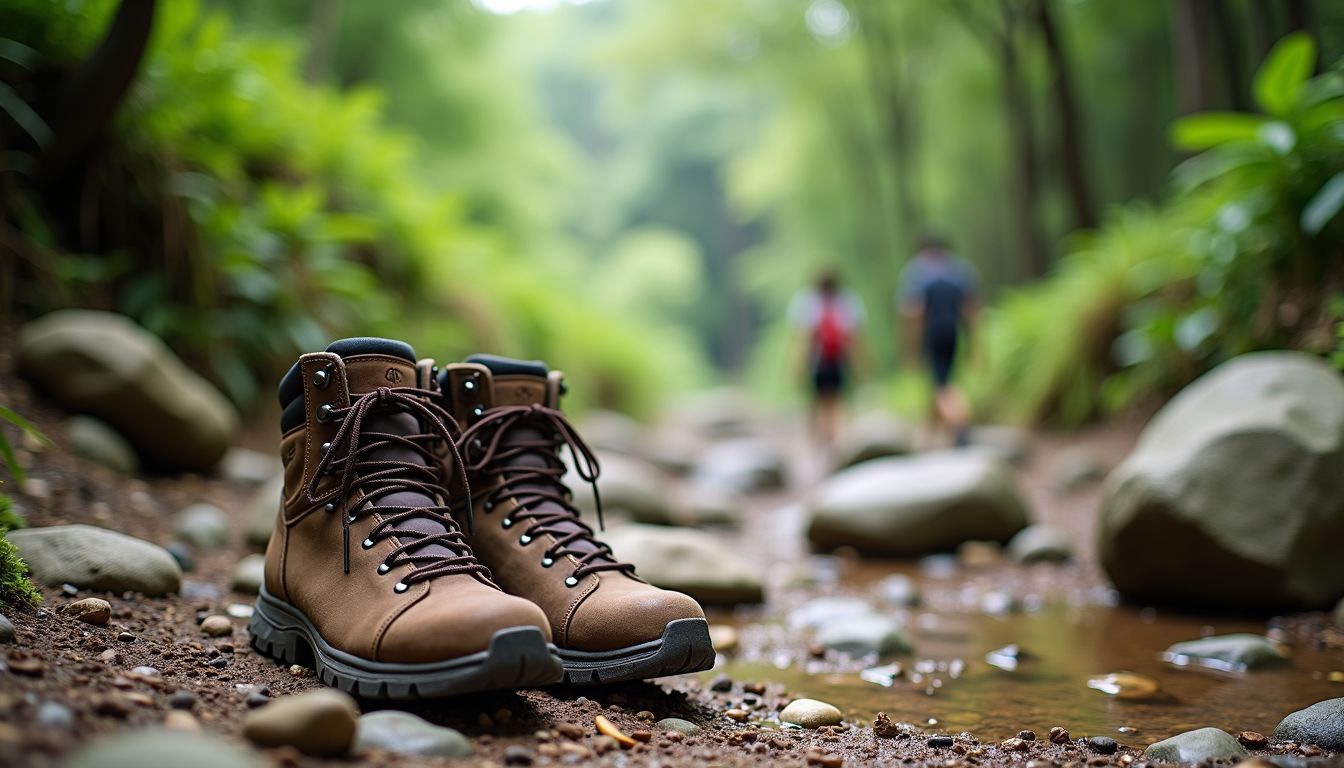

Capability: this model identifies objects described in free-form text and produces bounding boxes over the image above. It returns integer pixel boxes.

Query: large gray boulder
[602,524,763,604]
[245,473,285,548]
[17,311,237,472]
[1099,352,1344,609]
[689,438,786,494]
[60,729,258,768]
[10,525,182,596]
[1274,697,1344,750]
[835,414,913,470]
[806,451,1029,556]
[1143,728,1248,763]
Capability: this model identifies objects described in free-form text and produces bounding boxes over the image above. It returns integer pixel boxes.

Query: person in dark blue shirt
[898,236,980,446]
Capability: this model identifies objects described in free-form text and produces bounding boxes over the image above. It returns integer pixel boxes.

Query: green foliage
[4,0,699,414]
[0,497,40,609]
[979,35,1344,425]
[0,405,52,484]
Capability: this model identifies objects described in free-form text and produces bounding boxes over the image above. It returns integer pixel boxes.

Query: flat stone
[779,698,843,729]
[173,504,230,551]
[1088,736,1119,755]
[0,614,14,643]
[689,438,786,494]
[200,615,233,637]
[244,473,285,548]
[1144,728,1248,763]
[788,597,874,631]
[217,448,281,485]
[242,689,359,757]
[568,454,673,525]
[353,710,471,757]
[601,524,763,604]
[10,525,181,596]
[64,597,112,626]
[1274,697,1344,750]
[657,718,702,735]
[232,554,265,595]
[813,613,911,657]
[1007,525,1073,564]
[708,624,739,653]
[1163,634,1288,671]
[66,416,139,475]
[59,728,258,768]
[876,574,921,606]
[17,310,237,473]
[807,451,1028,556]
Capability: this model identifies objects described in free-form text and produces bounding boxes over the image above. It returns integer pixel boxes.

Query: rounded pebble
[200,615,233,637]
[1088,736,1119,754]
[242,689,359,756]
[779,699,843,729]
[64,597,112,626]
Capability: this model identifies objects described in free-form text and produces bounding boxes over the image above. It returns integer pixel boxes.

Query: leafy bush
[976,35,1344,425]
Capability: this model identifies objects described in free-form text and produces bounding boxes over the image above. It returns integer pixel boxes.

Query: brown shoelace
[306,386,490,586]
[458,403,636,581]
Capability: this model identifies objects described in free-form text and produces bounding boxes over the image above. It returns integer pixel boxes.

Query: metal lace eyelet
[377,564,390,575]
[472,438,484,451]
[483,500,494,513]
[463,379,476,392]
[519,534,532,546]
[347,513,357,523]
[541,556,554,568]
[320,442,332,456]
[564,576,579,588]
[431,366,439,377]
[558,381,569,396]
[324,502,334,513]
[471,406,485,420]
[313,369,331,388]
[317,403,334,422]
[361,538,374,550]
[393,582,408,594]
[501,517,514,529]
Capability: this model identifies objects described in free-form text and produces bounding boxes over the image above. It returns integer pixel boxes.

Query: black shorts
[813,358,846,396]
[924,333,957,388]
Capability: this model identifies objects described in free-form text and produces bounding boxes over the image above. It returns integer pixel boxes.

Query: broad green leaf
[1253,32,1316,116]
[1301,173,1344,235]
[0,83,51,147]
[1170,112,1264,151]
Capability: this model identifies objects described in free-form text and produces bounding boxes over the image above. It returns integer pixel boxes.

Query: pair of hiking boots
[249,338,715,699]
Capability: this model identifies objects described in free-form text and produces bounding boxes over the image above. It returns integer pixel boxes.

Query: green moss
[0,532,40,610]
[0,495,26,532]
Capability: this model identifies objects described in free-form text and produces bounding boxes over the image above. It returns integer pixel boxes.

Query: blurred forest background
[3,0,1344,424]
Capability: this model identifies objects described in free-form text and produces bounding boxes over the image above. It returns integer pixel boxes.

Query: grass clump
[0,496,40,610]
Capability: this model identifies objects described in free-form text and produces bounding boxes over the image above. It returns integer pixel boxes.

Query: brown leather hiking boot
[433,354,715,684]
[251,338,562,698]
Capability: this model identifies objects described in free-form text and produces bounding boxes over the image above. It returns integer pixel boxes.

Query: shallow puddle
[707,572,1343,744]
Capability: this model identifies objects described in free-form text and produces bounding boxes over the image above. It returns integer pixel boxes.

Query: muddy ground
[0,335,1340,768]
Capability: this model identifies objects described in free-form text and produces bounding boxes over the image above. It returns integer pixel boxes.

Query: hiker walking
[899,235,980,447]
[789,270,866,447]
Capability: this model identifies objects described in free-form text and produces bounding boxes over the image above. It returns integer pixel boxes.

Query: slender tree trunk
[306,0,342,83]
[1000,1,1047,278]
[34,0,157,190]
[1249,1,1278,64]
[1034,0,1097,231]
[856,0,921,238]
[1208,0,1249,110]
[1170,0,1219,114]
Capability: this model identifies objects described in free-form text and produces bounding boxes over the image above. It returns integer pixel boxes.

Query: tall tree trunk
[34,0,157,190]
[1249,1,1278,64]
[856,0,922,238]
[1170,0,1220,114]
[999,1,1047,278]
[1034,0,1097,231]
[1208,0,1249,110]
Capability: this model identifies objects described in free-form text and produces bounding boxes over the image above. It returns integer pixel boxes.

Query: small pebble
[1087,736,1119,755]
[556,722,585,740]
[117,632,135,643]
[1002,737,1029,751]
[64,597,112,627]
[592,735,619,754]
[288,665,310,678]
[503,745,534,765]
[779,699,843,729]
[98,649,119,664]
[1018,730,1036,741]
[131,666,160,678]
[169,691,197,710]
[710,674,733,692]
[636,710,655,722]
[1238,731,1268,750]
[200,615,233,637]
[929,736,954,748]
[36,702,74,729]
[246,690,271,709]
[206,657,228,669]
[726,709,749,722]
[163,710,201,732]
[61,584,79,597]
[1050,727,1070,744]
[632,730,652,743]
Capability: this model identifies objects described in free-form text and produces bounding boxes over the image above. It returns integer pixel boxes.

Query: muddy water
[705,553,1343,745]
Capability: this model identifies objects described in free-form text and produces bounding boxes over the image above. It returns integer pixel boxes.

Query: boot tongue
[329,339,463,564]
[465,355,609,560]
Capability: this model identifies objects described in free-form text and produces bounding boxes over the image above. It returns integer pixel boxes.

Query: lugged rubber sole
[249,587,564,699]
[556,618,716,685]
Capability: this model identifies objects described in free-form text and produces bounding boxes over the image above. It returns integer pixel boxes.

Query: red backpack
[814,299,849,363]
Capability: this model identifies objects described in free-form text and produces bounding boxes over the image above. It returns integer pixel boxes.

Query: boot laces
[458,403,636,581]
[306,386,490,586]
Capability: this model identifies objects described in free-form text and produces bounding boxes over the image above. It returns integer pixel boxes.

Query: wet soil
[1,338,1341,767]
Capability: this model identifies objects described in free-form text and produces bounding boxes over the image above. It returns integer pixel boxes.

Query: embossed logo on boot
[385,368,403,384]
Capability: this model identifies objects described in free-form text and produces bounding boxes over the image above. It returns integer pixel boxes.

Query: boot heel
[249,601,315,668]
